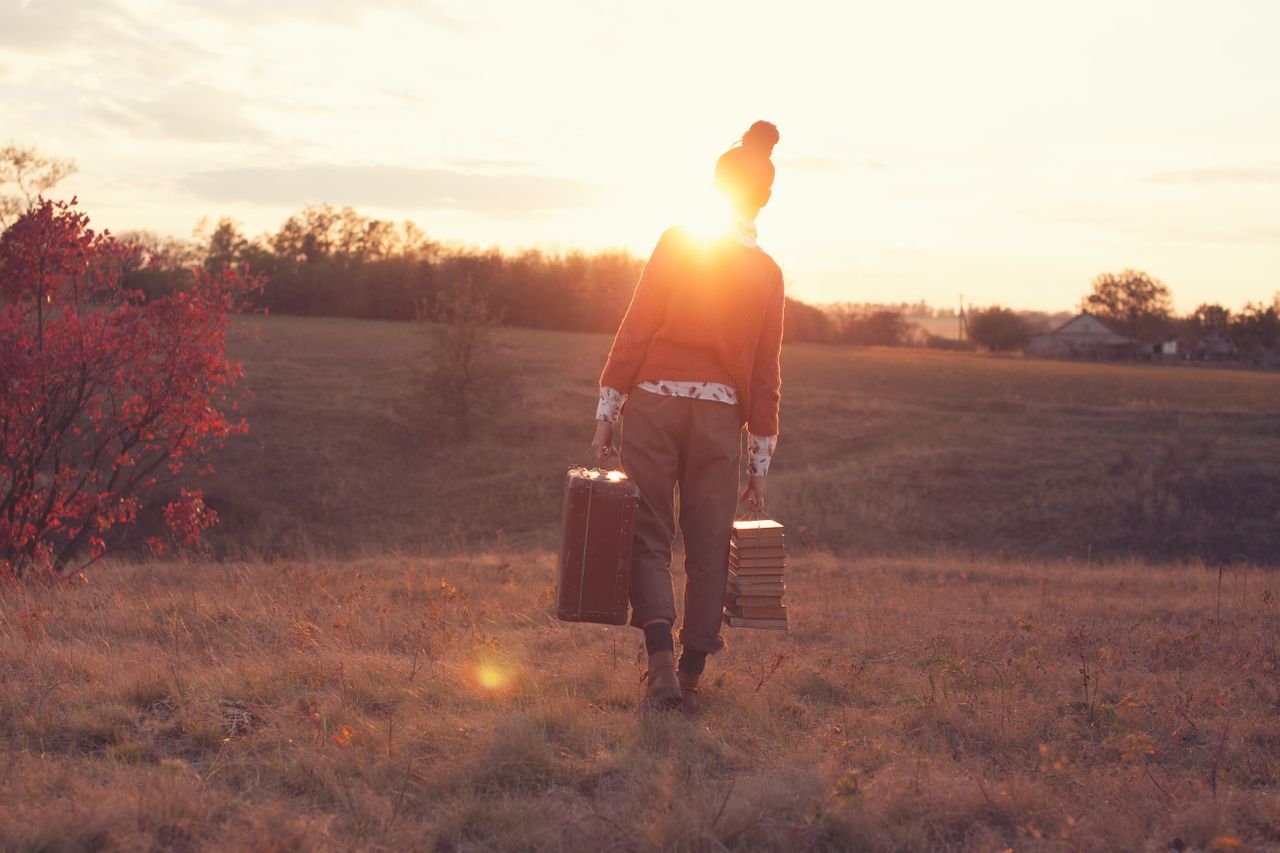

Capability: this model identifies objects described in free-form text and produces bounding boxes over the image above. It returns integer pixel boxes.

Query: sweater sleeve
[747,272,784,436]
[599,230,675,392]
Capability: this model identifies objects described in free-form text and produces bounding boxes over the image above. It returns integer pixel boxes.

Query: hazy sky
[2,0,1278,311]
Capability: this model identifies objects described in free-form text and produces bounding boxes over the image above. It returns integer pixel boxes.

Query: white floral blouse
[596,384,777,475]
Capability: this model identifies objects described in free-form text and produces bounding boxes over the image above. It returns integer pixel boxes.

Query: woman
[590,121,784,712]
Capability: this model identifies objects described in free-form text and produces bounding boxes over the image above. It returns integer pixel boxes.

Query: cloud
[0,0,136,51]
[94,84,266,143]
[0,56,12,79]
[174,0,478,31]
[1150,224,1280,246]
[0,1,215,79]
[446,157,528,171]
[1145,167,1280,186]
[181,164,605,214]
[1023,207,1280,247]
[1019,209,1109,227]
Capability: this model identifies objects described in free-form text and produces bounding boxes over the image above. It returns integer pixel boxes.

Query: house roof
[1042,311,1134,343]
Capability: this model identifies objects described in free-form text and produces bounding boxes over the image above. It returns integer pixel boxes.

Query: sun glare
[474,662,509,692]
[677,184,737,244]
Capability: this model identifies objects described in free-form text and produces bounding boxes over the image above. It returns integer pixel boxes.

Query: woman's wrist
[596,386,626,423]
[747,433,777,477]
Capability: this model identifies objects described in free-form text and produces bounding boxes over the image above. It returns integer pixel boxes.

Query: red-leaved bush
[0,199,262,578]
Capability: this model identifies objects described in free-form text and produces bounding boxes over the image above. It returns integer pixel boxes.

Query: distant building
[1025,312,1137,359]
[1141,338,1179,360]
[1194,334,1237,361]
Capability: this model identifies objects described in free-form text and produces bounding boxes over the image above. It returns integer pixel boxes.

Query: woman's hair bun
[714,120,779,208]
[742,121,780,157]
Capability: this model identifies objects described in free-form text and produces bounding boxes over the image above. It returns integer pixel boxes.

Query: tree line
[119,218,1280,354]
[117,204,897,344]
[69,210,1280,356]
[127,206,646,333]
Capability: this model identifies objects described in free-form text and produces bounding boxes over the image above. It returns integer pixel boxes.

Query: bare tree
[0,144,78,229]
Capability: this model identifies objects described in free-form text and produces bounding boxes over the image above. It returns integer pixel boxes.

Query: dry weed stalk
[750,652,788,695]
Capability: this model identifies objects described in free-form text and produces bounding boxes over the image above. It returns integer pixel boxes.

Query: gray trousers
[621,388,741,654]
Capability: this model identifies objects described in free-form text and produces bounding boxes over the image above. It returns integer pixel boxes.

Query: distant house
[1025,312,1136,359]
[1194,333,1237,361]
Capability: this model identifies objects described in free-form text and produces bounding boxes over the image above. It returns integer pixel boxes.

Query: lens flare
[474,662,508,691]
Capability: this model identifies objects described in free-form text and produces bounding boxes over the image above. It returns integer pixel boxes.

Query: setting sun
[4,1,1278,311]
[671,186,740,245]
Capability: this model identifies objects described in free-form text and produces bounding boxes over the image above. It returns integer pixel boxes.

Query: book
[730,574,784,586]
[737,514,783,535]
[730,554,787,570]
[728,569,784,584]
[727,555,783,568]
[732,550,778,563]
[731,533,785,547]
[729,543,786,556]
[725,604,787,620]
[725,592,785,608]
[723,612,788,630]
[732,540,788,555]
[724,516,789,630]
[727,591,783,604]
[728,580,785,596]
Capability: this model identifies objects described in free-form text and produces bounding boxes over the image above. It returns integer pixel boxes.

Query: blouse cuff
[596,386,626,423]
[747,433,777,477]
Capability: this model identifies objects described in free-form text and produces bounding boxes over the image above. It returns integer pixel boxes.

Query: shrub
[831,308,915,346]
[784,297,834,343]
[968,306,1035,352]
[925,334,973,351]
[418,275,499,441]
[0,199,261,577]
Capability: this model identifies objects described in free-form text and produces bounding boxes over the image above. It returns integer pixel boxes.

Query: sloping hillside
[200,315,1280,564]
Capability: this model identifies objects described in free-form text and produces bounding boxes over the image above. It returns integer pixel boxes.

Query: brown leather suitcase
[555,467,638,624]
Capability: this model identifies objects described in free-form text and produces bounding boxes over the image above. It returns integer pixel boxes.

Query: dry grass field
[3,315,1279,851]
[197,315,1280,564]
[3,552,1277,851]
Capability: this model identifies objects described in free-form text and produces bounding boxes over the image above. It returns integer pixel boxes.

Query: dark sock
[643,621,673,656]
[678,648,707,676]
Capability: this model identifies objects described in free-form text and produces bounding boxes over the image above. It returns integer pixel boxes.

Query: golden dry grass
[2,551,1277,851]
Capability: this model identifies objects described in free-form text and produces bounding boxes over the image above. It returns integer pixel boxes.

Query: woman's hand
[739,475,766,512]
[591,420,617,465]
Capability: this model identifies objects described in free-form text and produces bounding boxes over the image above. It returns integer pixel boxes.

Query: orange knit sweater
[599,227,785,435]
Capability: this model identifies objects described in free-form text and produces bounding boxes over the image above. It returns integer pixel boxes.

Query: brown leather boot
[641,650,682,711]
[677,670,701,715]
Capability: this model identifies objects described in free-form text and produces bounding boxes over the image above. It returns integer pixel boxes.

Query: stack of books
[723,518,788,630]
